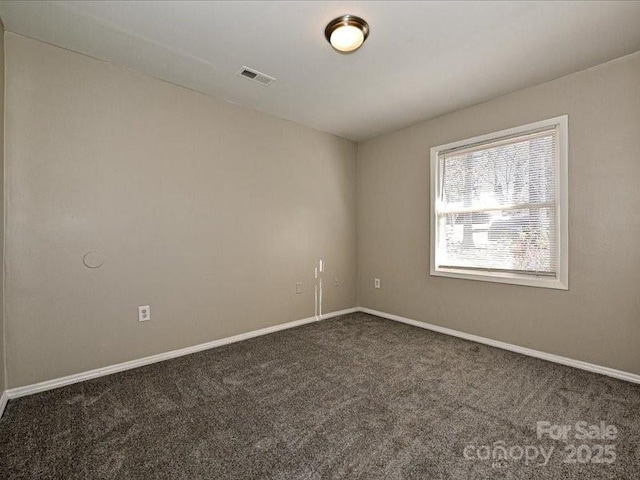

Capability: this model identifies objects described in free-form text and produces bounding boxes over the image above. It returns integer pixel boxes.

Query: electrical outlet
[374,278,381,289]
[296,282,303,294]
[138,305,151,322]
[334,277,339,287]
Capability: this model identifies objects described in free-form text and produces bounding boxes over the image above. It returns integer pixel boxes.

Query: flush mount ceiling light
[325,15,370,53]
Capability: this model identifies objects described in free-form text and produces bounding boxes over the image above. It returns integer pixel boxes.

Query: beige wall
[0,28,5,394]
[4,33,357,388]
[357,51,640,375]
[4,31,640,389]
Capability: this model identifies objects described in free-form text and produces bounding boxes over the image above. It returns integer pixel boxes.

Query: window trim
[429,115,569,290]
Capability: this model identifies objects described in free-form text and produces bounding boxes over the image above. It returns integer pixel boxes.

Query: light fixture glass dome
[325,15,369,53]
[330,25,364,52]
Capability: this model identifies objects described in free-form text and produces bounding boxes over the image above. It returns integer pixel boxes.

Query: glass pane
[441,133,556,210]
[439,207,556,273]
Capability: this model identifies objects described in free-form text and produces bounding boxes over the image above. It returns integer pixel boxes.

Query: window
[430,116,568,289]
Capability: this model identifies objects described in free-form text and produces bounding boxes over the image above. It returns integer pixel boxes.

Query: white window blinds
[435,126,558,276]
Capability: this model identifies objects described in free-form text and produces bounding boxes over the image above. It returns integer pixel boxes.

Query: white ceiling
[2,1,640,141]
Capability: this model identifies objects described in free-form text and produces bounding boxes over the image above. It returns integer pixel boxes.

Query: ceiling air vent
[236,66,276,86]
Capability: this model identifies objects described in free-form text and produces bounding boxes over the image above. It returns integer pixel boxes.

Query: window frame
[429,115,569,290]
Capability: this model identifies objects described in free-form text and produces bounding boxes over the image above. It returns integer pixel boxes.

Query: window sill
[430,267,568,290]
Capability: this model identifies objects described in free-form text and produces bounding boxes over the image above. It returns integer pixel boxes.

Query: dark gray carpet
[1,312,639,479]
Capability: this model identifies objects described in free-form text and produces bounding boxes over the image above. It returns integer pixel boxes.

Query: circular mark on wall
[83,251,104,269]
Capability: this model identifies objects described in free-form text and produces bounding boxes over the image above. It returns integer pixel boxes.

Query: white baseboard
[8,304,636,403]
[0,390,7,418]
[358,307,640,385]
[6,307,358,400]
